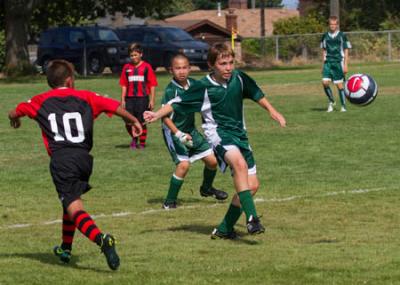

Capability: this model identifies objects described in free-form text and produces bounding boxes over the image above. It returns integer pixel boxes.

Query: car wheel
[88,54,104,74]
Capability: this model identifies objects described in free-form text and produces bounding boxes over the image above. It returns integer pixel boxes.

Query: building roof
[167,19,236,37]
[165,8,299,37]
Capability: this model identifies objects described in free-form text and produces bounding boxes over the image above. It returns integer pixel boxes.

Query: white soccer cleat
[327,102,334,112]
[340,107,347,112]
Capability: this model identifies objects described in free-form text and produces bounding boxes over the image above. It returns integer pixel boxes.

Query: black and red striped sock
[61,208,76,251]
[139,124,147,147]
[72,210,102,246]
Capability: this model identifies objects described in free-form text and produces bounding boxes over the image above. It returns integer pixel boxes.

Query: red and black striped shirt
[119,61,158,97]
[15,88,120,156]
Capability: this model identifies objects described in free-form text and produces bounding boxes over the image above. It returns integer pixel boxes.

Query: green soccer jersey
[167,69,265,149]
[320,31,351,62]
[161,77,197,133]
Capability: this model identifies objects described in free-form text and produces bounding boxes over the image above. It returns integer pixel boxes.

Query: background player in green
[161,53,228,209]
[145,43,286,238]
[321,16,352,112]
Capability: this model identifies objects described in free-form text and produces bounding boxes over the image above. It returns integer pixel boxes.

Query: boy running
[161,53,228,209]
[120,43,157,149]
[321,16,352,112]
[144,44,286,239]
[8,60,142,270]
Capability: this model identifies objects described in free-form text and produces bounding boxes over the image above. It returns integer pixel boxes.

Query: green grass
[1,63,400,285]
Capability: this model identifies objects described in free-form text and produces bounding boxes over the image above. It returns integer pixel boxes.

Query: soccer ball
[344,74,378,106]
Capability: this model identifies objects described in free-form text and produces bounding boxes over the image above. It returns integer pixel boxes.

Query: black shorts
[50,148,93,209]
[125,96,149,123]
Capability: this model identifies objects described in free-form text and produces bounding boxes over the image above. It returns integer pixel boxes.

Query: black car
[37,26,129,74]
[116,25,209,70]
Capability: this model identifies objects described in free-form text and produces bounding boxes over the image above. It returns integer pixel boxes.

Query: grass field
[1,62,399,285]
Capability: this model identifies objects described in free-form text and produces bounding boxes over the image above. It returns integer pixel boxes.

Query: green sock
[165,174,184,203]
[217,203,242,233]
[323,86,335,103]
[201,166,217,190]
[238,190,257,221]
[338,88,346,107]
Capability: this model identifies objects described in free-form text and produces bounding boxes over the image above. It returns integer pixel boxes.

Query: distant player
[8,60,142,270]
[321,16,352,112]
[161,53,228,209]
[144,43,286,239]
[120,43,158,149]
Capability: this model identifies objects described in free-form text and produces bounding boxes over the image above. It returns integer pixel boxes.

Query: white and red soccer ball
[344,74,378,106]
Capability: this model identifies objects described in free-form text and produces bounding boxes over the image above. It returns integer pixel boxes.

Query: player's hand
[175,130,193,148]
[131,122,143,137]
[148,100,155,111]
[9,117,21,128]
[270,111,286,127]
[143,111,158,123]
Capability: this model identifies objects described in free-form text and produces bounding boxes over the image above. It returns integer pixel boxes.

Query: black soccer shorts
[50,148,93,209]
[125,96,149,123]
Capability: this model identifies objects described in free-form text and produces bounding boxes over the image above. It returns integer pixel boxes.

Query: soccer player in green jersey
[321,16,352,112]
[144,43,286,238]
[161,53,228,209]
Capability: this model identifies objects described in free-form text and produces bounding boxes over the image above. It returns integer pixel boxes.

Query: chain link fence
[242,30,400,67]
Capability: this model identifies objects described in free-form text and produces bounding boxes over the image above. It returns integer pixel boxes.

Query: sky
[282,0,299,9]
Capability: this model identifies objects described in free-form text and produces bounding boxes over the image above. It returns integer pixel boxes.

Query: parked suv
[116,25,209,70]
[37,26,129,74]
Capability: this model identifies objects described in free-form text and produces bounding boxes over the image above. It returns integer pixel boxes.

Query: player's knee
[233,158,248,174]
[322,81,330,87]
[205,156,218,169]
[177,161,190,173]
[249,180,259,195]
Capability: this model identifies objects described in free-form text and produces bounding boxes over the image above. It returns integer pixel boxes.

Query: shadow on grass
[114,144,130,149]
[310,107,327,112]
[141,223,261,245]
[147,197,226,205]
[0,252,110,273]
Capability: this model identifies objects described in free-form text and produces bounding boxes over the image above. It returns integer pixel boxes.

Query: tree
[1,0,175,75]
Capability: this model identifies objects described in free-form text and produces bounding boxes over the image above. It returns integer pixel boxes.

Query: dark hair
[128,43,143,54]
[329,16,339,23]
[46,60,74,88]
[170,53,190,67]
[207,43,235,66]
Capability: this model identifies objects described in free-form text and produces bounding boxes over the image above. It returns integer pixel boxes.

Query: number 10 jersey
[15,87,120,155]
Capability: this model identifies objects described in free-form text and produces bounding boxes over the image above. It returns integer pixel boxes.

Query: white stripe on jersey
[128,75,145,82]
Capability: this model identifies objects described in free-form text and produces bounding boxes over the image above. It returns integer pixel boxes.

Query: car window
[144,32,161,44]
[159,28,193,41]
[86,28,120,42]
[69,31,85,43]
[119,29,144,42]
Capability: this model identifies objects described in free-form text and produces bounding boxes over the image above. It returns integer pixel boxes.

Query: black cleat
[53,246,71,263]
[200,186,228,201]
[210,228,239,240]
[162,201,177,210]
[246,215,265,235]
[100,234,120,270]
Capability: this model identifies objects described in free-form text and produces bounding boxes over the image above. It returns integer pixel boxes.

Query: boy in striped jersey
[120,43,158,148]
[161,53,227,209]
[321,16,352,112]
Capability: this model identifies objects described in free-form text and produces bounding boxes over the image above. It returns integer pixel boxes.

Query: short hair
[46,60,74,89]
[170,53,190,67]
[207,43,235,66]
[128,43,143,54]
[329,16,339,23]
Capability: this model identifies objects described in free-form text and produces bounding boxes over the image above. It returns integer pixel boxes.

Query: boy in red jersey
[8,60,142,270]
[120,43,158,149]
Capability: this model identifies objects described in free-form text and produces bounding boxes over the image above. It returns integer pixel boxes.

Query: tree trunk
[4,0,37,72]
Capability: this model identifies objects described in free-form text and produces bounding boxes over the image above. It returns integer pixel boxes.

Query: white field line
[0,187,389,230]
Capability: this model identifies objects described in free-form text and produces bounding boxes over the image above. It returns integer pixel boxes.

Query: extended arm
[257,97,286,127]
[114,106,142,137]
[144,104,173,123]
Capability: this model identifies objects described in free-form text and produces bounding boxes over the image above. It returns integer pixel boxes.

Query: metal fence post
[275,36,279,61]
[388,31,392,62]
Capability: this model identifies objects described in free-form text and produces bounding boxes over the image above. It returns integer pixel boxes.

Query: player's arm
[114,106,142,137]
[257,97,286,127]
[144,104,173,123]
[120,86,127,109]
[162,116,193,146]
[343,49,349,74]
[8,109,22,128]
[148,86,156,111]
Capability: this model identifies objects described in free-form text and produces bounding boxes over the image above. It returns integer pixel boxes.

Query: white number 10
[48,112,85,143]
